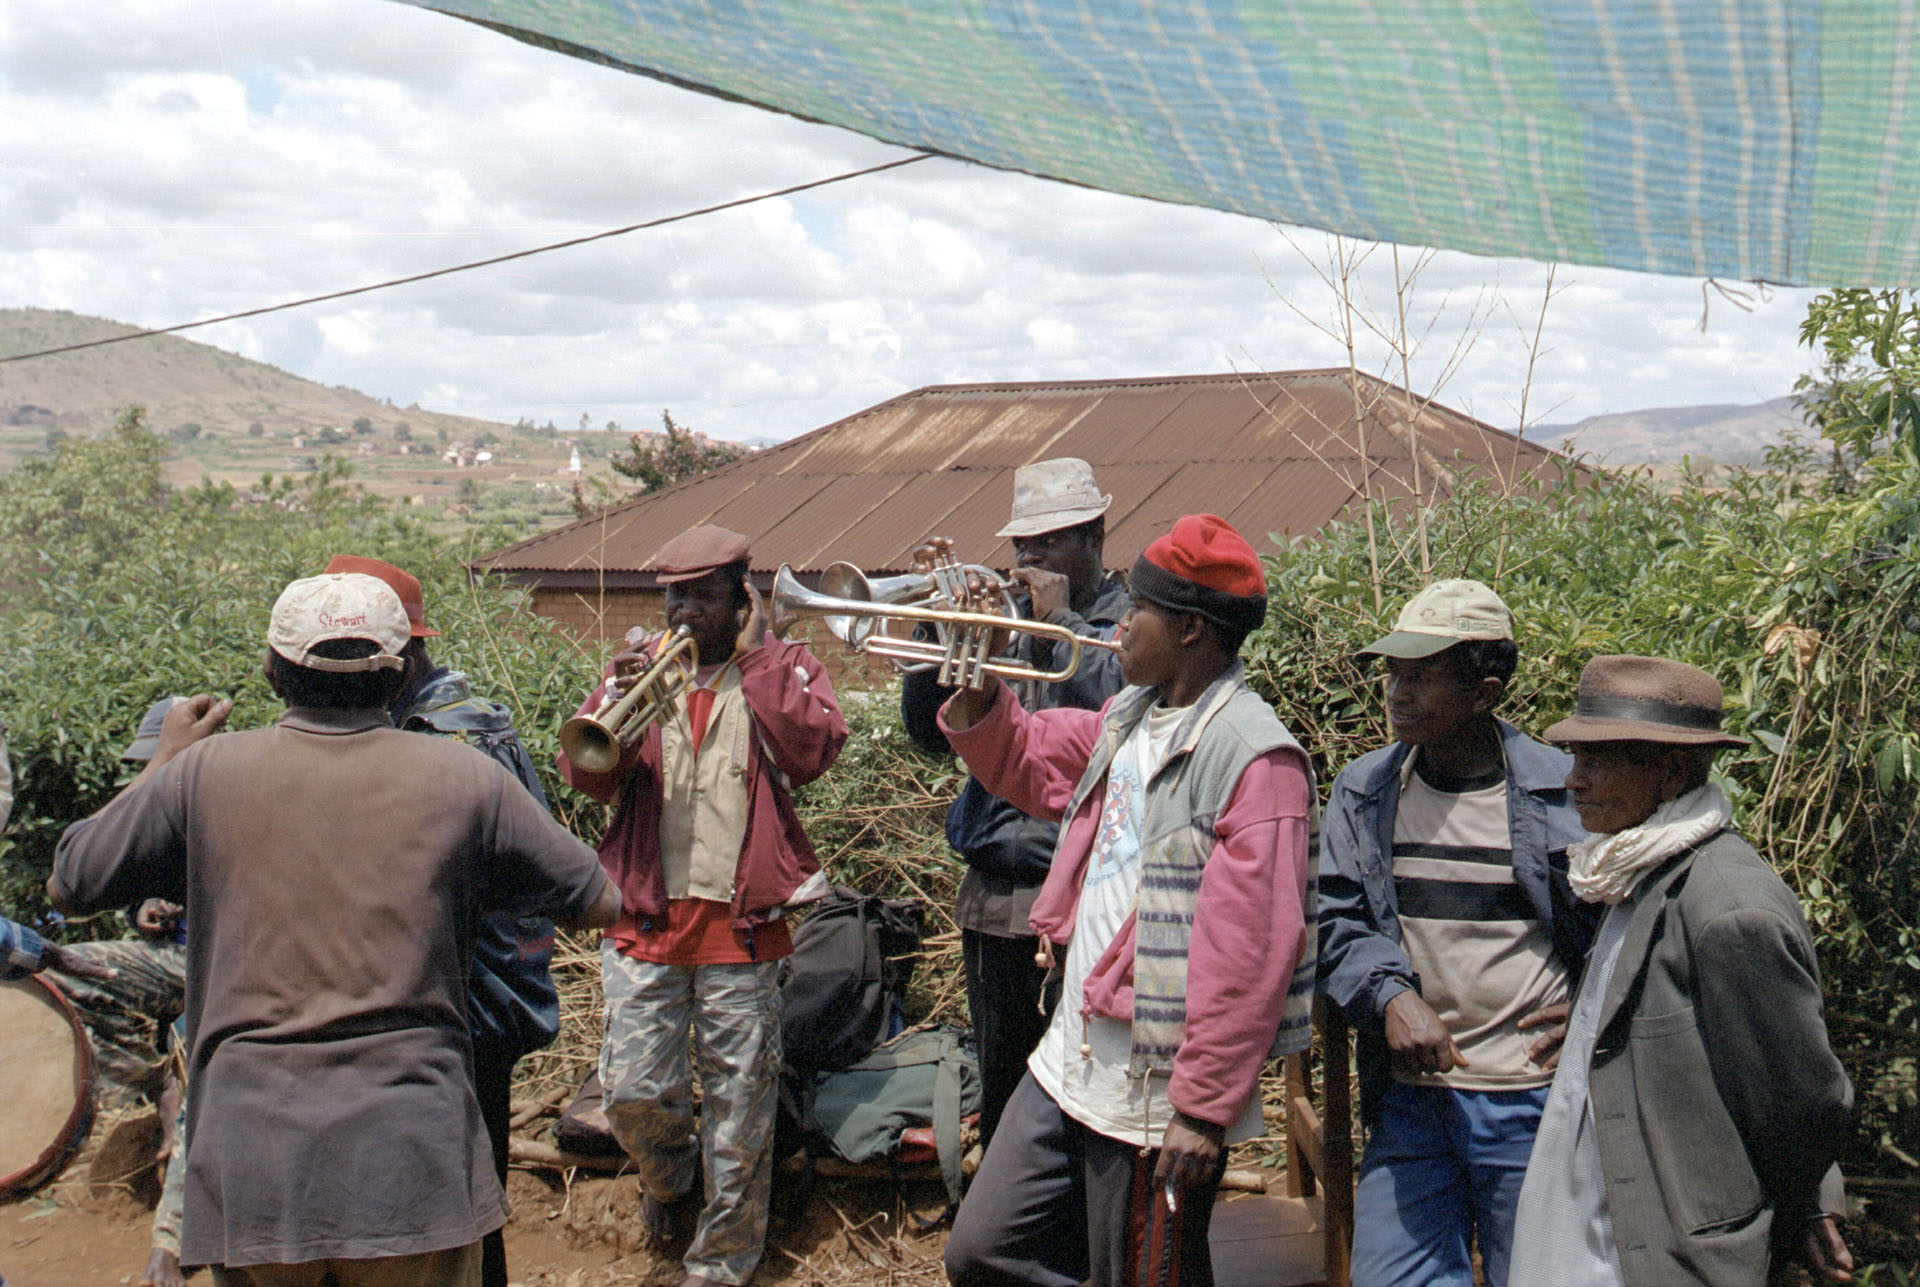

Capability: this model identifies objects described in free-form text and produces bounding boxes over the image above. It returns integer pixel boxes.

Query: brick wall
[529,587,662,642]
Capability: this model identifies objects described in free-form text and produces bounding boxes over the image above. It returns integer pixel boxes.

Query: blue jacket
[1316,719,1596,1122]
[398,668,560,1067]
[2,915,46,981]
[901,576,1131,886]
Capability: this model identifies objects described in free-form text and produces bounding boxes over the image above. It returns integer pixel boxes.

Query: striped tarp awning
[405,0,1920,288]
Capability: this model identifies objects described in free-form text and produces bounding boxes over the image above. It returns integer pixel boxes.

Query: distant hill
[0,308,616,529]
[1534,396,1810,463]
[0,308,518,458]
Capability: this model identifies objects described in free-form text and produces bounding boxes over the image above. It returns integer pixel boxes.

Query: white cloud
[0,0,1824,446]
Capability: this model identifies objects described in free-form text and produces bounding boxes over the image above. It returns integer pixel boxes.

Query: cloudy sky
[3,0,1821,445]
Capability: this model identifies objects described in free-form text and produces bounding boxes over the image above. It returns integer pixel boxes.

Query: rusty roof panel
[491,469,761,571]
[787,399,948,474]
[1229,459,1373,547]
[1104,460,1353,556]
[752,473,910,570]
[828,469,1003,572]
[480,370,1573,579]
[1053,385,1218,463]
[1228,378,1375,461]
[908,395,1093,471]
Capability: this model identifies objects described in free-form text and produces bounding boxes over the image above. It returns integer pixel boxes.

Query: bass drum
[0,974,95,1196]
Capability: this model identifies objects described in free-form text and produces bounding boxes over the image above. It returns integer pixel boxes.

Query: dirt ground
[5,1138,1916,1285]
[0,1150,960,1287]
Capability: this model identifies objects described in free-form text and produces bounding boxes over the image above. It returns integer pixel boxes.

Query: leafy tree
[173,421,204,441]
[41,425,67,452]
[351,416,375,435]
[247,421,265,438]
[0,404,168,591]
[1798,288,1920,460]
[393,422,412,442]
[605,410,751,496]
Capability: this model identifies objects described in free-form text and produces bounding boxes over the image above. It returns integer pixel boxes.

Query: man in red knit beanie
[938,514,1318,1287]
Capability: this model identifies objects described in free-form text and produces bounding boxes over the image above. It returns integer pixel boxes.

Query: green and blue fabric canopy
[407,0,1920,287]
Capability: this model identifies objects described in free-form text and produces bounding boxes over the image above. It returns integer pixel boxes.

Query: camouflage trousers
[151,1096,187,1256]
[47,937,187,1106]
[599,946,782,1287]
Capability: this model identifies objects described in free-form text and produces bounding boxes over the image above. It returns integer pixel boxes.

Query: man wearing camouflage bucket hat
[1508,655,1854,1287]
[1318,579,1596,1287]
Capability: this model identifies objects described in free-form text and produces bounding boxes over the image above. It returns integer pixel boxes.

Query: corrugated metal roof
[481,369,1568,582]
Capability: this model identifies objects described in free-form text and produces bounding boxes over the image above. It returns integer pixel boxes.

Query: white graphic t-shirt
[1030,702,1264,1146]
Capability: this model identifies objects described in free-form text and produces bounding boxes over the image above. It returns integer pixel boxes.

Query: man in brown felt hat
[1507,655,1854,1287]
[559,524,848,1287]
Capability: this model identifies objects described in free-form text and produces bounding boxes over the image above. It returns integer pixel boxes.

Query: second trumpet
[773,562,1120,691]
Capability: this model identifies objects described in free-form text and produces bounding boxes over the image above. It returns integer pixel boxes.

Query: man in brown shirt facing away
[50,572,620,1287]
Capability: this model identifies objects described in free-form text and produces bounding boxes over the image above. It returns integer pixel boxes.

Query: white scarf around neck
[1568,782,1732,905]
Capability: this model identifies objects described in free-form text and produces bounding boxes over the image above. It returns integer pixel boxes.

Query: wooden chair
[1207,1000,1355,1287]
[1287,1001,1353,1287]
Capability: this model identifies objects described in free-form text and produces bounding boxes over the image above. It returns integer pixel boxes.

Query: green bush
[1246,444,1920,1173]
[0,407,599,916]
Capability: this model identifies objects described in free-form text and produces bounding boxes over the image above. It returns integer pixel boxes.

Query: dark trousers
[944,1073,1222,1287]
[961,928,1055,1152]
[473,1049,515,1287]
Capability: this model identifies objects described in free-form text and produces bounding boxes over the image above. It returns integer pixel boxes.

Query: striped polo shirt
[1392,750,1569,1091]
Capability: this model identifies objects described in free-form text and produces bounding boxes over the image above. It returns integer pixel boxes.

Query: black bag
[777,886,925,1074]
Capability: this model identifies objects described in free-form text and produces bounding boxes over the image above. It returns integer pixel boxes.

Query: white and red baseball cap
[267,573,410,673]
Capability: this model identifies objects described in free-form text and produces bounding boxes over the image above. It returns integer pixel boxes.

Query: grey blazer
[1588,830,1852,1285]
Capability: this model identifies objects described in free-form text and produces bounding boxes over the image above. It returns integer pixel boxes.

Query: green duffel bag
[801,1023,981,1207]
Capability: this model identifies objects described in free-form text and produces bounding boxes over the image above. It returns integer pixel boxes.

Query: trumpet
[773,560,1122,691]
[559,625,698,773]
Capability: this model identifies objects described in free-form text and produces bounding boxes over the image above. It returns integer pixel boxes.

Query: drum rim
[0,973,97,1197]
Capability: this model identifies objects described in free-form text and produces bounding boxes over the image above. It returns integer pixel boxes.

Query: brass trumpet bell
[559,625,699,773]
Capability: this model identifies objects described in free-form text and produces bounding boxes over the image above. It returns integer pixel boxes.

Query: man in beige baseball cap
[1357,578,1516,660]
[1321,579,1595,1287]
[51,572,617,1287]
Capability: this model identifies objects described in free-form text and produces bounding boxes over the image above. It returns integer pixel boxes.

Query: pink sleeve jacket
[941,679,1313,1128]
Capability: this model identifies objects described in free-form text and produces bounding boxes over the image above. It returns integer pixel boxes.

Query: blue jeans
[1351,1082,1549,1287]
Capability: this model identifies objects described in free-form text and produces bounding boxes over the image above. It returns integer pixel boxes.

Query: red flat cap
[653,525,751,583]
[322,554,438,637]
